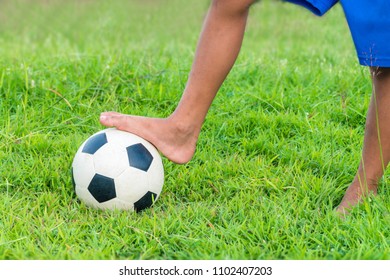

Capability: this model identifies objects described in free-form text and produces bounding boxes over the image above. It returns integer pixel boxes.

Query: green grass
[1,0,390,260]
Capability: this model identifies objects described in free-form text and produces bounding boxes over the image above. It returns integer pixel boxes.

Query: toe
[100,112,122,127]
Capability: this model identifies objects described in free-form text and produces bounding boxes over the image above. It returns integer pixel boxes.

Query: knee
[211,0,257,15]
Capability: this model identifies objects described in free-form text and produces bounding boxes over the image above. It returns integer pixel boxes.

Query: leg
[100,0,256,164]
[336,67,390,214]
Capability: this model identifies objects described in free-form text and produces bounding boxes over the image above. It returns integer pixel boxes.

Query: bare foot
[336,181,378,215]
[99,112,199,164]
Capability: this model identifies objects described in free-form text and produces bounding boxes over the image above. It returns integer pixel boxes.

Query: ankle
[351,177,379,193]
[167,115,199,139]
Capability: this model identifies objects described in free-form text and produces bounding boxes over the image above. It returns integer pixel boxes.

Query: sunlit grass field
[1,0,390,260]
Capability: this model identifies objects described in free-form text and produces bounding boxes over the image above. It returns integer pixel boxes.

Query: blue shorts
[285,0,390,67]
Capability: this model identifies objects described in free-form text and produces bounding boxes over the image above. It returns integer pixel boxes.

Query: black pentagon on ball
[134,191,157,213]
[126,143,154,172]
[82,132,108,155]
[88,174,116,203]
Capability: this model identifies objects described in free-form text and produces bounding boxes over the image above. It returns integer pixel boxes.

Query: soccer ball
[71,128,164,212]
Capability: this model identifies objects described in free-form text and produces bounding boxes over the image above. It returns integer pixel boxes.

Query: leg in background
[337,67,390,214]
